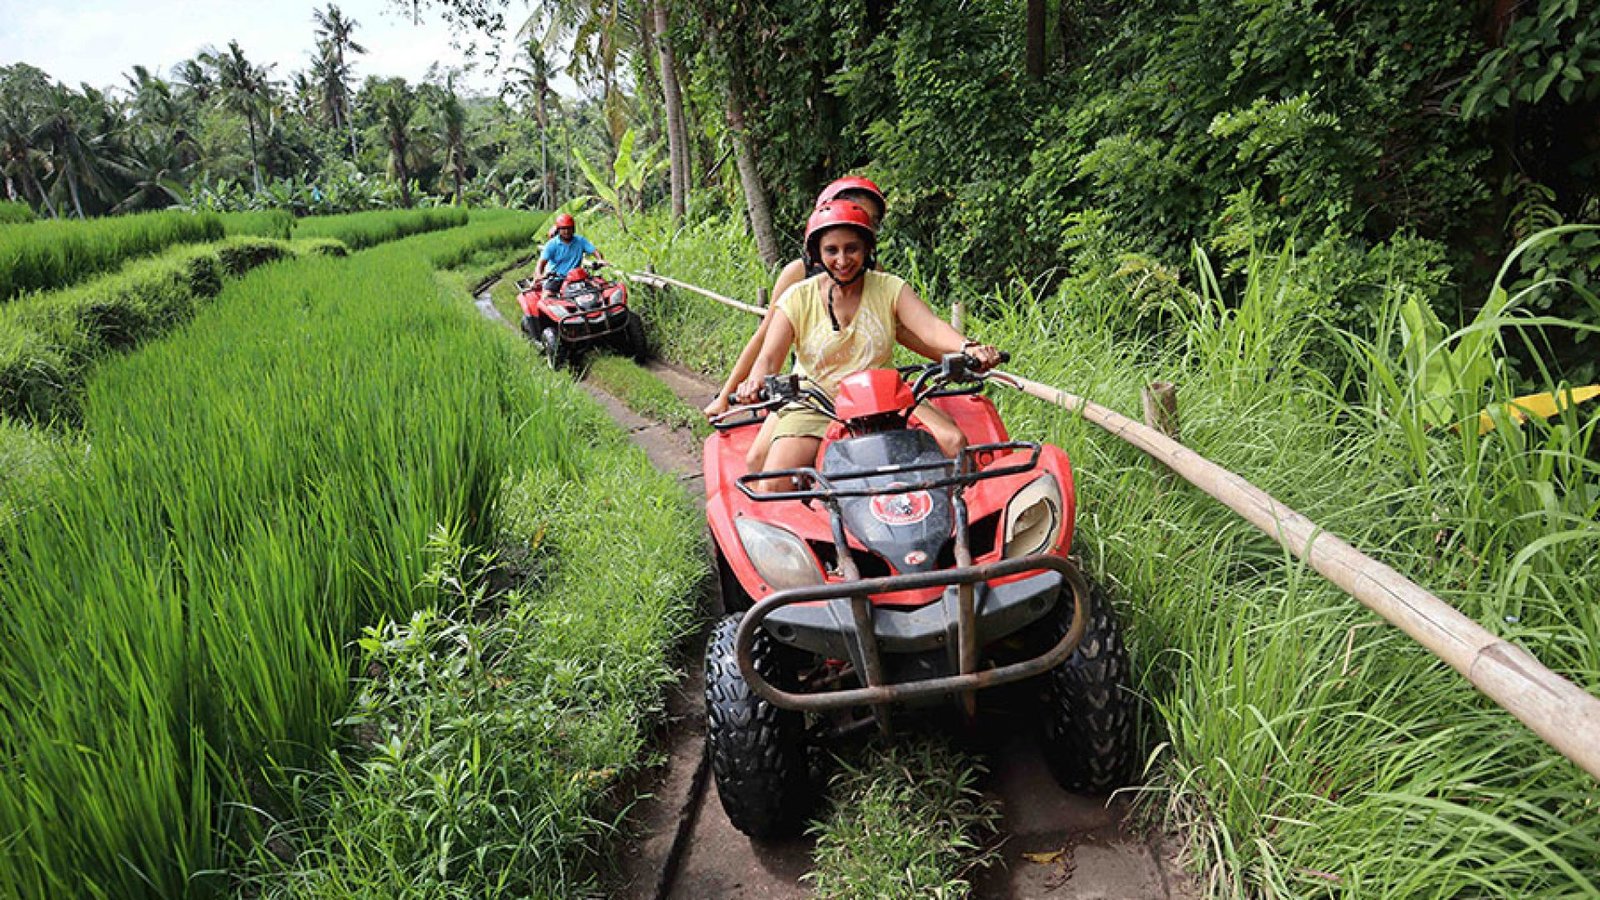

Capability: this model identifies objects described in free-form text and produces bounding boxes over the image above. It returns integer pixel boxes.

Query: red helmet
[804,200,878,261]
[554,213,575,229]
[816,176,884,211]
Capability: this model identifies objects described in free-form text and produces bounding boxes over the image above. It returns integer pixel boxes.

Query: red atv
[703,353,1136,838]
[515,261,647,367]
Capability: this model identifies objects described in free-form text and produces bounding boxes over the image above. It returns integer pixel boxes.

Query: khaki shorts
[770,405,833,441]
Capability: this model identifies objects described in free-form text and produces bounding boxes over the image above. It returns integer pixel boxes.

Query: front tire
[622,312,649,362]
[520,313,538,339]
[705,614,811,839]
[1040,577,1136,793]
[540,325,567,369]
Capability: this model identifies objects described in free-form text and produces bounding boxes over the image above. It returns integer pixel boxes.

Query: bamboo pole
[990,369,1600,781]
[625,270,766,316]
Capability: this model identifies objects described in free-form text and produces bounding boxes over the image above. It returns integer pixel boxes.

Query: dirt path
[472,286,1192,898]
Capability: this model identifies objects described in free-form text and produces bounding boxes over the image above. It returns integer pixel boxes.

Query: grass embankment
[595,207,1600,897]
[0,209,224,301]
[0,236,314,422]
[294,206,468,249]
[0,206,482,425]
[0,214,705,898]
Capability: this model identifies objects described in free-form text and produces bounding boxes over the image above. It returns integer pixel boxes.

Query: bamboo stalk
[991,369,1600,781]
[624,270,766,316]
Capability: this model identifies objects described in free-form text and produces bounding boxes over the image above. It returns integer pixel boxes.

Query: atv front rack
[733,554,1088,712]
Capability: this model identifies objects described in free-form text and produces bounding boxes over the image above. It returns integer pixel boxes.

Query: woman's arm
[893,283,1001,369]
[734,309,797,404]
[705,259,807,417]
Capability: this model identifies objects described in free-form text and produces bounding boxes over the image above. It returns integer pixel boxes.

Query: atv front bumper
[556,303,630,342]
[735,554,1086,712]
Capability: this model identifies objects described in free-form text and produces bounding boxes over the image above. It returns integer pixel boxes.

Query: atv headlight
[735,519,825,590]
[1002,474,1062,559]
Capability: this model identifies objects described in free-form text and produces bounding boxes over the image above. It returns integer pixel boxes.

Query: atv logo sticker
[870,485,934,526]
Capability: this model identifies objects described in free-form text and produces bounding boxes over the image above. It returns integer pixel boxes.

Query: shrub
[0,200,34,224]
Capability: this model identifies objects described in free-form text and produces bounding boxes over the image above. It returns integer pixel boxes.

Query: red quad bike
[515,261,647,367]
[702,352,1136,839]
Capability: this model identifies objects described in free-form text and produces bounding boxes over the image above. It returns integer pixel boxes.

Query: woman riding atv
[734,199,1001,492]
[704,176,888,425]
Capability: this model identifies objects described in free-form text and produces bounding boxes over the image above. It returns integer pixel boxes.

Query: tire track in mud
[471,283,1192,899]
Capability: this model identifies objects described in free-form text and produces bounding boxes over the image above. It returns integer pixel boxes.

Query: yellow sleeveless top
[775,270,904,396]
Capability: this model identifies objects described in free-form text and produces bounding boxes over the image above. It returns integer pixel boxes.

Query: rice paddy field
[593,209,1600,897]
[0,209,705,898]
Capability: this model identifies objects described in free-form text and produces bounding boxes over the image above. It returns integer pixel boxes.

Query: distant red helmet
[816,176,885,212]
[554,213,575,229]
[805,200,878,261]
[834,369,914,421]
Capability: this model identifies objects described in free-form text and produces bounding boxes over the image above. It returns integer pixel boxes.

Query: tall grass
[247,443,703,897]
[294,207,468,250]
[0,226,571,898]
[619,207,1600,896]
[0,210,224,301]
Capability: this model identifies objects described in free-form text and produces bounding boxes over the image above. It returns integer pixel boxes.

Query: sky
[0,0,573,98]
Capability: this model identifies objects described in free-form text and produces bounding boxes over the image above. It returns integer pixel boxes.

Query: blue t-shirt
[540,234,597,277]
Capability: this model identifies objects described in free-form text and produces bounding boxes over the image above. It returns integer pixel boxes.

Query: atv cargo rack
[732,441,1085,715]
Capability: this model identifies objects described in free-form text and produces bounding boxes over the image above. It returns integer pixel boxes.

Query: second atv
[516,261,647,367]
[702,352,1137,838]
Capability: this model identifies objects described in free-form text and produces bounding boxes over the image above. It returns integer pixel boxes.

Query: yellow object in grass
[1477,385,1600,435]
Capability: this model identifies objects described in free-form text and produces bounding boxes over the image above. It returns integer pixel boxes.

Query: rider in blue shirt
[536,213,605,292]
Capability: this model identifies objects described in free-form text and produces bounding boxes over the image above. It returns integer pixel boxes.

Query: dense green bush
[0,210,223,302]
[0,200,33,224]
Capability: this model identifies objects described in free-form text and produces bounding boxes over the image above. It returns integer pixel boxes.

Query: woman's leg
[754,435,822,493]
[915,404,967,459]
[745,413,781,473]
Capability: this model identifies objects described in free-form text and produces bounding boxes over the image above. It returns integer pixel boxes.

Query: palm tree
[35,85,116,218]
[506,39,560,205]
[651,0,689,222]
[313,4,366,157]
[428,76,468,205]
[207,41,274,194]
[371,77,418,207]
[171,57,215,105]
[0,64,57,216]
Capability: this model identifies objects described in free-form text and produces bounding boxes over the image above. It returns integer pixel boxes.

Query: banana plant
[572,126,664,234]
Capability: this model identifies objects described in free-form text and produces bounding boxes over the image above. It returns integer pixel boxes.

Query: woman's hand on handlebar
[732,375,765,406]
[703,394,731,420]
[963,343,1004,372]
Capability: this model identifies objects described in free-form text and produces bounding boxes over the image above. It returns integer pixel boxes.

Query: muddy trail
[473,284,1192,899]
